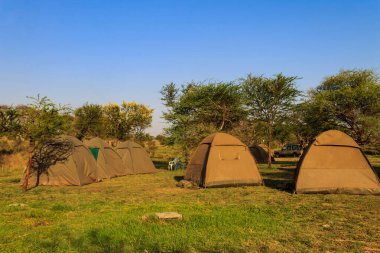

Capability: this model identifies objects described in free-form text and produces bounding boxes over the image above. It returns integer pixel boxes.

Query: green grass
[0,156,379,252]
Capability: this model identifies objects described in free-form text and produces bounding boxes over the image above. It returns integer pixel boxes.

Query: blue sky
[0,0,379,135]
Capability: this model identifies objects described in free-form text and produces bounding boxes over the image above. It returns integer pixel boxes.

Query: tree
[0,106,22,165]
[155,134,166,144]
[241,74,301,168]
[21,95,72,190]
[230,120,267,146]
[174,82,246,130]
[103,103,128,141]
[145,139,158,157]
[121,101,153,139]
[160,81,246,161]
[74,103,104,140]
[103,102,154,141]
[30,137,74,187]
[289,101,337,146]
[309,69,380,145]
[0,106,21,136]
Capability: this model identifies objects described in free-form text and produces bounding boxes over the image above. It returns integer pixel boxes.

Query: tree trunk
[219,110,226,131]
[219,120,225,131]
[268,124,272,169]
[35,170,40,187]
[22,151,32,191]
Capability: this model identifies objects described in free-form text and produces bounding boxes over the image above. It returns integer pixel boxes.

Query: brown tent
[116,140,156,174]
[295,130,380,194]
[249,144,273,164]
[185,133,263,187]
[84,137,128,178]
[27,135,108,186]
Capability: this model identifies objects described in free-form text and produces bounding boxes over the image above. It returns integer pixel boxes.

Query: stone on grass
[176,180,198,189]
[155,212,183,220]
[9,203,28,207]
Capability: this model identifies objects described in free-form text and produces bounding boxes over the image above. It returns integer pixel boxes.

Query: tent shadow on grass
[261,165,296,193]
[272,160,299,165]
[174,175,184,182]
[152,160,167,170]
[263,179,294,193]
[373,165,380,176]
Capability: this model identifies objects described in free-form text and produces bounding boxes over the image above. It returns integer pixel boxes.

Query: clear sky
[0,0,379,135]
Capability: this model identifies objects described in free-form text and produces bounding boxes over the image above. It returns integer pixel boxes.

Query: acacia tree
[74,103,104,140]
[241,74,301,168]
[21,95,72,190]
[309,69,380,145]
[289,101,337,146]
[160,81,246,161]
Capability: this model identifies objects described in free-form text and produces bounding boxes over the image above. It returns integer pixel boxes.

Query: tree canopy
[241,73,301,168]
[160,70,380,162]
[160,81,246,160]
[74,103,104,140]
[309,69,380,145]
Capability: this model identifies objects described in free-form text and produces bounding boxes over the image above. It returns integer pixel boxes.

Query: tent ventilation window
[219,152,240,160]
[89,147,100,160]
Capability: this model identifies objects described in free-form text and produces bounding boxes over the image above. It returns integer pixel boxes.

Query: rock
[155,212,183,220]
[176,180,198,189]
[322,224,330,228]
[9,203,28,207]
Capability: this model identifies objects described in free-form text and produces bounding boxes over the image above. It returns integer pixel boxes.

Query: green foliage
[160,82,178,108]
[241,74,301,125]
[74,103,104,140]
[16,95,73,188]
[179,82,246,130]
[241,74,301,167]
[155,134,167,144]
[230,120,267,146]
[290,101,337,145]
[0,106,21,136]
[121,101,153,138]
[103,102,153,141]
[144,139,157,157]
[103,103,128,141]
[309,69,380,145]
[272,122,298,146]
[22,95,72,148]
[161,82,246,160]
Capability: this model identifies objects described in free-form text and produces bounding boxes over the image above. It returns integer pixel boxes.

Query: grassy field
[0,154,379,252]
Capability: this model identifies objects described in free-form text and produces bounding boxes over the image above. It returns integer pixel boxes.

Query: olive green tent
[116,140,156,174]
[26,135,108,186]
[295,130,380,194]
[185,133,263,187]
[84,137,128,178]
[249,144,273,164]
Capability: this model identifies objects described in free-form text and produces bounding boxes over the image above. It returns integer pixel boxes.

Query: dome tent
[26,135,108,186]
[116,140,156,174]
[295,130,380,194]
[84,137,128,178]
[249,144,273,164]
[185,133,263,187]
